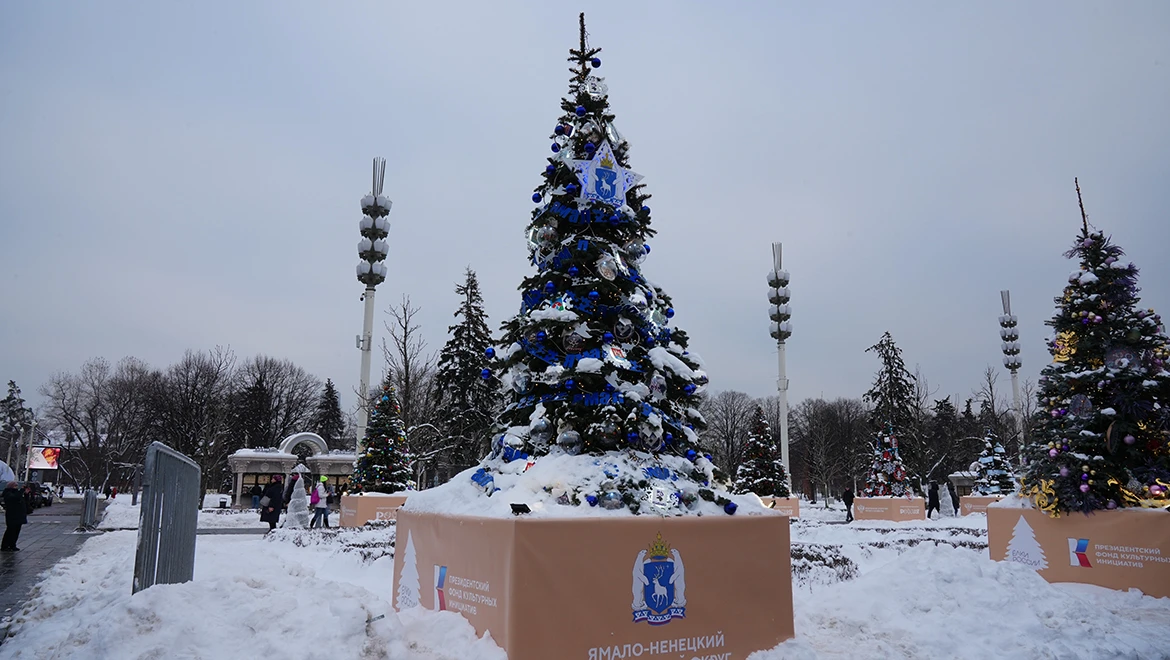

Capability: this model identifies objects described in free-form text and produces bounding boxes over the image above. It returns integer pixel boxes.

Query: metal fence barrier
[132,442,200,594]
[76,490,99,531]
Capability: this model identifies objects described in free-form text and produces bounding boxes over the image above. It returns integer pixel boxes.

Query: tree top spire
[1075,177,1089,235]
[568,12,601,82]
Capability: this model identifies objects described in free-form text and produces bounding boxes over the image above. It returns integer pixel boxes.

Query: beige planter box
[758,496,800,518]
[959,495,1003,516]
[852,497,926,521]
[392,509,794,660]
[988,504,1170,598]
[338,494,408,527]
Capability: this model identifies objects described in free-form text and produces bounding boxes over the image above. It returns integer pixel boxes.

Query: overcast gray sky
[3,2,1169,417]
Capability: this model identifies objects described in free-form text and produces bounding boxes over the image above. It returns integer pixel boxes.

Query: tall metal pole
[354,158,391,452]
[999,290,1024,466]
[767,243,793,476]
[21,421,36,483]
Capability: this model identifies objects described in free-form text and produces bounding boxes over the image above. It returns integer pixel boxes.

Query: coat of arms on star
[571,140,643,210]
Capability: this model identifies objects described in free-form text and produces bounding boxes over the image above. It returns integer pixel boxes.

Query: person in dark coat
[2,481,28,551]
[842,487,855,523]
[927,480,941,519]
[259,475,284,531]
[249,483,264,510]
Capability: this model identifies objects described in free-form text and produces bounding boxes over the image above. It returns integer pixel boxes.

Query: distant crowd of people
[254,475,345,532]
[839,479,960,523]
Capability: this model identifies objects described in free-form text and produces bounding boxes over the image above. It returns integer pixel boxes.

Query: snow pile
[1,530,505,660]
[404,451,768,518]
[754,543,1170,659]
[98,497,271,530]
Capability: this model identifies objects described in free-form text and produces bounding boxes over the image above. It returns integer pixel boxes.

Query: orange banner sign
[853,497,926,521]
[959,495,1003,516]
[338,494,408,527]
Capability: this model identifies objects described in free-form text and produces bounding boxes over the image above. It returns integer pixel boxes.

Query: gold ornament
[1053,330,1078,362]
[1026,478,1060,517]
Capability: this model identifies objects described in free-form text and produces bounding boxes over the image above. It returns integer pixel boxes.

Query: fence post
[132,442,200,594]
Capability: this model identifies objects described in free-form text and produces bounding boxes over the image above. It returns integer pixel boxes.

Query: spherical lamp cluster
[767,268,792,341]
[357,193,392,286]
[999,312,1022,371]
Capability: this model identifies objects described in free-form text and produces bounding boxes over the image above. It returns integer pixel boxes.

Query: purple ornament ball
[1049,449,1058,458]
[1123,434,1136,445]
[1080,484,1091,492]
[1106,500,1118,510]
[1059,467,1069,477]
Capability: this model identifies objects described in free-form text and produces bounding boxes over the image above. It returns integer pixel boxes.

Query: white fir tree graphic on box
[396,531,421,610]
[1006,515,1048,570]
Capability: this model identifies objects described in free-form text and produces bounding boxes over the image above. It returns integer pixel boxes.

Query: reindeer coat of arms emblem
[632,533,686,625]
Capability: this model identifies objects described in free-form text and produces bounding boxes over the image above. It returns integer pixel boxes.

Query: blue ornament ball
[554,125,565,135]
[588,290,599,300]
[566,183,578,193]
[545,281,556,292]
[665,308,675,318]
[724,501,738,515]
[644,336,655,347]
[664,432,673,443]
[603,331,614,343]
[586,494,598,507]
[644,244,651,254]
[484,347,495,358]
[585,142,596,152]
[381,395,389,401]
[564,379,575,390]
[567,266,579,276]
[591,57,601,68]
[480,368,491,380]
[536,330,547,342]
[545,164,556,175]
[704,453,712,461]
[575,105,586,117]
[609,214,621,225]
[686,449,697,460]
[626,431,639,442]
[684,384,696,395]
[642,205,651,215]
[551,143,560,153]
[531,193,542,203]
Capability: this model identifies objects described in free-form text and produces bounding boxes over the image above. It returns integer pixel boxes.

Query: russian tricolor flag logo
[434,565,448,610]
[1068,538,1091,568]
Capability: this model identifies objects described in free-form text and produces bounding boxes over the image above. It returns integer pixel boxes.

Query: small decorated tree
[734,406,790,498]
[1020,183,1170,515]
[971,431,1015,496]
[352,379,412,494]
[863,426,913,497]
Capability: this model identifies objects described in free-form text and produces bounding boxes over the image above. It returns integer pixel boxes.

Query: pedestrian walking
[842,487,855,523]
[249,483,263,510]
[310,476,330,529]
[2,481,28,551]
[259,475,284,531]
[927,480,941,519]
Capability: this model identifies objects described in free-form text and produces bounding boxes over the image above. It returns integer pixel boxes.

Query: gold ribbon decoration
[1053,330,1077,363]
[1026,478,1060,517]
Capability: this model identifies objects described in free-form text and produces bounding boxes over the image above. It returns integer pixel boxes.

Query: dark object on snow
[927,481,941,519]
[842,488,855,523]
[260,476,285,530]
[2,481,28,550]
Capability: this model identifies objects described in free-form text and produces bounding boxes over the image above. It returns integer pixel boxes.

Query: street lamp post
[998,290,1024,466]
[21,420,37,483]
[767,243,793,476]
[355,158,392,452]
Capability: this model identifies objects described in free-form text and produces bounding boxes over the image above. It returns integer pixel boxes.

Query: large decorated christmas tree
[863,426,913,497]
[1020,185,1170,515]
[352,379,412,494]
[734,406,790,498]
[480,15,732,515]
[971,431,1014,496]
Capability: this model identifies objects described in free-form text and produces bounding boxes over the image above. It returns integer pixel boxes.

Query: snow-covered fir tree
[311,379,346,450]
[434,268,499,468]
[1,381,34,459]
[863,426,913,497]
[734,406,790,497]
[971,431,1014,495]
[480,15,732,514]
[1021,195,1170,514]
[352,379,412,494]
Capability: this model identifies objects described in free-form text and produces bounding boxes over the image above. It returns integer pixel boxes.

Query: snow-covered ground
[98,497,271,530]
[3,498,1168,659]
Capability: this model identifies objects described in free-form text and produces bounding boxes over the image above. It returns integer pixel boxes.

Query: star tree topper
[571,140,642,210]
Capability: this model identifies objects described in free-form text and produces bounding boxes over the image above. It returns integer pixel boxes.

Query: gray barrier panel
[132,442,200,594]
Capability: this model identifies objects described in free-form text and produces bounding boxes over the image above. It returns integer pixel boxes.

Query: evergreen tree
[734,406,790,497]
[482,15,726,513]
[1021,201,1170,514]
[863,426,913,497]
[2,381,35,461]
[232,374,273,449]
[434,268,499,467]
[863,332,917,435]
[312,379,346,450]
[352,378,412,494]
[971,431,1014,495]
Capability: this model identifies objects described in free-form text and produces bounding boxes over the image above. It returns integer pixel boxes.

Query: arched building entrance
[228,432,356,507]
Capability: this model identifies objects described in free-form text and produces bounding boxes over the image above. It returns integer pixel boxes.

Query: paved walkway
[0,497,103,625]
